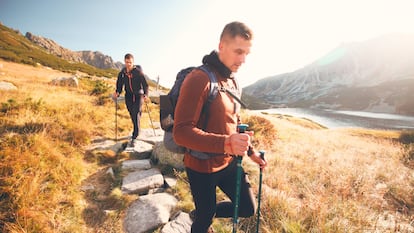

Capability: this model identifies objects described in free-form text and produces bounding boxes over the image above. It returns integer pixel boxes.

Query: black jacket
[116,65,149,102]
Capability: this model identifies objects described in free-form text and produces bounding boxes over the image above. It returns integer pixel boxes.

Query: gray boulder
[50,76,78,87]
[152,141,185,170]
[124,193,178,233]
[0,81,17,91]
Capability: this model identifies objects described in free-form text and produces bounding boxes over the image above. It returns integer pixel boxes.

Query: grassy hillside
[0,60,413,232]
[0,23,120,78]
[0,23,160,90]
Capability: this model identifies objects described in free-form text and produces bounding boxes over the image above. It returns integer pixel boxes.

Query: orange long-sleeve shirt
[173,68,241,173]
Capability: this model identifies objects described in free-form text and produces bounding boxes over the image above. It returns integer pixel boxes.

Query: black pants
[186,158,256,233]
[125,96,143,139]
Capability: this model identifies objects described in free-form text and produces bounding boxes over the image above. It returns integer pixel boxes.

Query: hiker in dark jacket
[173,22,267,233]
[113,53,149,146]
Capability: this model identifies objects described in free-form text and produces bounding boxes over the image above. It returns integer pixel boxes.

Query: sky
[1,0,414,88]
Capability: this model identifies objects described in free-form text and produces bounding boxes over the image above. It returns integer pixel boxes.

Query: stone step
[122,168,164,195]
[87,129,191,233]
[122,159,152,171]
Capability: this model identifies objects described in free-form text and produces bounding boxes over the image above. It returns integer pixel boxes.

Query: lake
[255,108,414,130]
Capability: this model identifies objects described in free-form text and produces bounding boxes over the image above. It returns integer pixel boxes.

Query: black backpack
[160,65,219,154]
[159,64,246,155]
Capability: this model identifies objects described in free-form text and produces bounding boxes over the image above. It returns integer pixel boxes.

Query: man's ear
[218,41,224,51]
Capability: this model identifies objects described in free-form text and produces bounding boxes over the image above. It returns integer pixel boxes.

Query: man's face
[218,35,252,73]
[125,58,134,71]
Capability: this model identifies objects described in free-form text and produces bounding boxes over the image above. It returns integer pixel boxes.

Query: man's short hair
[124,53,134,60]
[220,21,253,41]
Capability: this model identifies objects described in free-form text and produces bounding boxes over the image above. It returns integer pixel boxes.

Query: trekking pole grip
[236,124,248,157]
[259,150,265,159]
[259,150,265,170]
[237,123,248,134]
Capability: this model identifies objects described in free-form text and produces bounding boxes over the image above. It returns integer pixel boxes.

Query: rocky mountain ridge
[25,32,123,70]
[242,33,414,116]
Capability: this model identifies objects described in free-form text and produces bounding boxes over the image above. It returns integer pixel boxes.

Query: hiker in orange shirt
[173,22,267,233]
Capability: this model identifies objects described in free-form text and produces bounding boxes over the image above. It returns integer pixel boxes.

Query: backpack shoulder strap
[217,78,247,109]
[221,86,247,108]
[198,64,219,103]
[198,64,247,109]
[196,64,218,130]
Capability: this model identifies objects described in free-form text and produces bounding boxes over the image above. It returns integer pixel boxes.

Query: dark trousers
[125,96,143,139]
[186,158,256,233]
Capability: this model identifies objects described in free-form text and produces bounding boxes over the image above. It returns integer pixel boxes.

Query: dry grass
[0,60,145,232]
[235,113,414,233]
[1,59,413,232]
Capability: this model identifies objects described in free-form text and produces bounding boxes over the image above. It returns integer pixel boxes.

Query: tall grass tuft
[243,113,277,149]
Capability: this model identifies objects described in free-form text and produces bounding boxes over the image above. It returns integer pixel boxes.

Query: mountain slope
[0,23,118,78]
[25,32,123,70]
[242,34,414,115]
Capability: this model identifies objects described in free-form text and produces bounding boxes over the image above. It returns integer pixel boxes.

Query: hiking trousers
[186,158,256,233]
[125,96,143,139]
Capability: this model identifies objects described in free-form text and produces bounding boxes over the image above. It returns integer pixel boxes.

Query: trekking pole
[232,123,249,233]
[115,99,118,141]
[112,95,118,142]
[256,150,265,233]
[144,98,156,136]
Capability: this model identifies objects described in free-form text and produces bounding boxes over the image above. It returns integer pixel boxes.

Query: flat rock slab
[124,140,154,159]
[121,159,152,171]
[85,140,123,154]
[122,168,164,194]
[138,129,164,141]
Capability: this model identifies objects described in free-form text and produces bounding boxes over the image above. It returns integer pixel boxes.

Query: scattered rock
[0,81,17,91]
[105,167,115,180]
[50,76,78,87]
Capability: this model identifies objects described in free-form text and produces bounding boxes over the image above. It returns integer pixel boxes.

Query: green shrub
[1,99,18,113]
[1,98,45,114]
[91,80,110,96]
